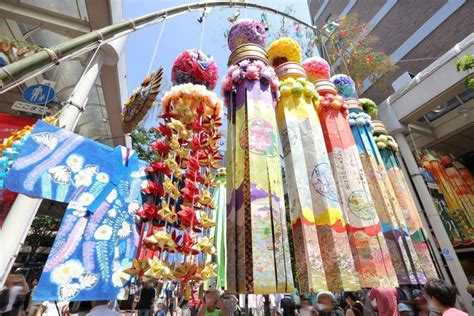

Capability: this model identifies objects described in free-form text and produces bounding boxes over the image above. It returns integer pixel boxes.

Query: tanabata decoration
[0,125,34,189]
[274,60,359,292]
[5,120,148,301]
[422,152,474,244]
[0,116,55,227]
[171,49,219,90]
[209,167,227,289]
[128,48,222,284]
[438,155,474,214]
[359,98,377,119]
[223,20,294,294]
[0,125,32,227]
[122,68,163,134]
[305,60,398,288]
[0,36,39,67]
[454,160,474,189]
[301,57,330,82]
[228,19,267,51]
[267,38,302,68]
[333,75,423,284]
[421,167,465,246]
[372,121,438,280]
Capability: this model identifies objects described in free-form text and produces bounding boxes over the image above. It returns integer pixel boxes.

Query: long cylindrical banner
[223,43,294,294]
[274,63,359,292]
[309,76,397,288]
[372,125,438,279]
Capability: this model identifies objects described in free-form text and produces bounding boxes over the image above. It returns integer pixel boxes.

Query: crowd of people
[0,275,468,316]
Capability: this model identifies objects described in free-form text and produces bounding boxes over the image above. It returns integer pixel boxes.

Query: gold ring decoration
[345,99,363,111]
[228,43,268,66]
[314,79,337,95]
[275,62,307,80]
[372,120,388,136]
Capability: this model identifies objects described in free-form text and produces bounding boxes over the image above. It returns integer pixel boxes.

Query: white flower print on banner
[94,225,112,240]
[117,222,131,238]
[107,209,117,218]
[96,172,110,183]
[112,261,120,272]
[77,192,95,206]
[127,201,141,214]
[72,208,87,217]
[74,170,93,187]
[50,260,85,285]
[82,165,99,176]
[112,270,130,287]
[106,189,117,203]
[66,154,84,173]
[65,260,85,278]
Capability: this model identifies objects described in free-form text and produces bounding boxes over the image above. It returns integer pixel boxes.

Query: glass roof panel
[20,0,88,21]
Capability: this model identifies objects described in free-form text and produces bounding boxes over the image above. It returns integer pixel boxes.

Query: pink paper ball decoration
[171,49,219,90]
[302,57,331,82]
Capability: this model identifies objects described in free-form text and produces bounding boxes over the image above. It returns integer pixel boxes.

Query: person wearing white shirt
[86,301,120,316]
[36,301,68,316]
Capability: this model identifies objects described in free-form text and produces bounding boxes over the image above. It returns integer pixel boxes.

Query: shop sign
[22,84,56,105]
[12,101,53,115]
[441,248,454,261]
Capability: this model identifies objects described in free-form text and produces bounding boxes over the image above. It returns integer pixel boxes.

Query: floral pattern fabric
[5,121,147,301]
[276,77,359,292]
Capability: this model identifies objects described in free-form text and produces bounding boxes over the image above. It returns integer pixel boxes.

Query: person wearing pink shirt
[424,279,468,316]
[368,287,398,316]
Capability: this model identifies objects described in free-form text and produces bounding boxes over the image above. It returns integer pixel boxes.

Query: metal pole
[0,1,321,90]
[0,35,128,285]
[394,133,473,314]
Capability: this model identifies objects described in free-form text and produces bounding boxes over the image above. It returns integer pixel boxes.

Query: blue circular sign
[22,84,56,105]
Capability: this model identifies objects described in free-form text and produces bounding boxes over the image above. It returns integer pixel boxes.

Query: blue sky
[123,0,311,127]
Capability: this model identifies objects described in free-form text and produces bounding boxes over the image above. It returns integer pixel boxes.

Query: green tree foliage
[130,126,159,163]
[324,15,397,93]
[271,10,397,94]
[456,54,474,89]
[22,214,60,273]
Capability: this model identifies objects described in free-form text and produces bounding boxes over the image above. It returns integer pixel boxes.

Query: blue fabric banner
[6,121,147,301]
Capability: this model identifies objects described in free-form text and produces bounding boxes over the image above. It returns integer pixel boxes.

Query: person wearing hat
[315,292,344,316]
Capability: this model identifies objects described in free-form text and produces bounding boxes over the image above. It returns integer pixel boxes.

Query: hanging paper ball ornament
[267,38,302,67]
[302,57,330,82]
[171,49,219,90]
[331,74,357,99]
[227,19,267,51]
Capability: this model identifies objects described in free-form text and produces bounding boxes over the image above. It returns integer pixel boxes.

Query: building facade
[309,0,474,103]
